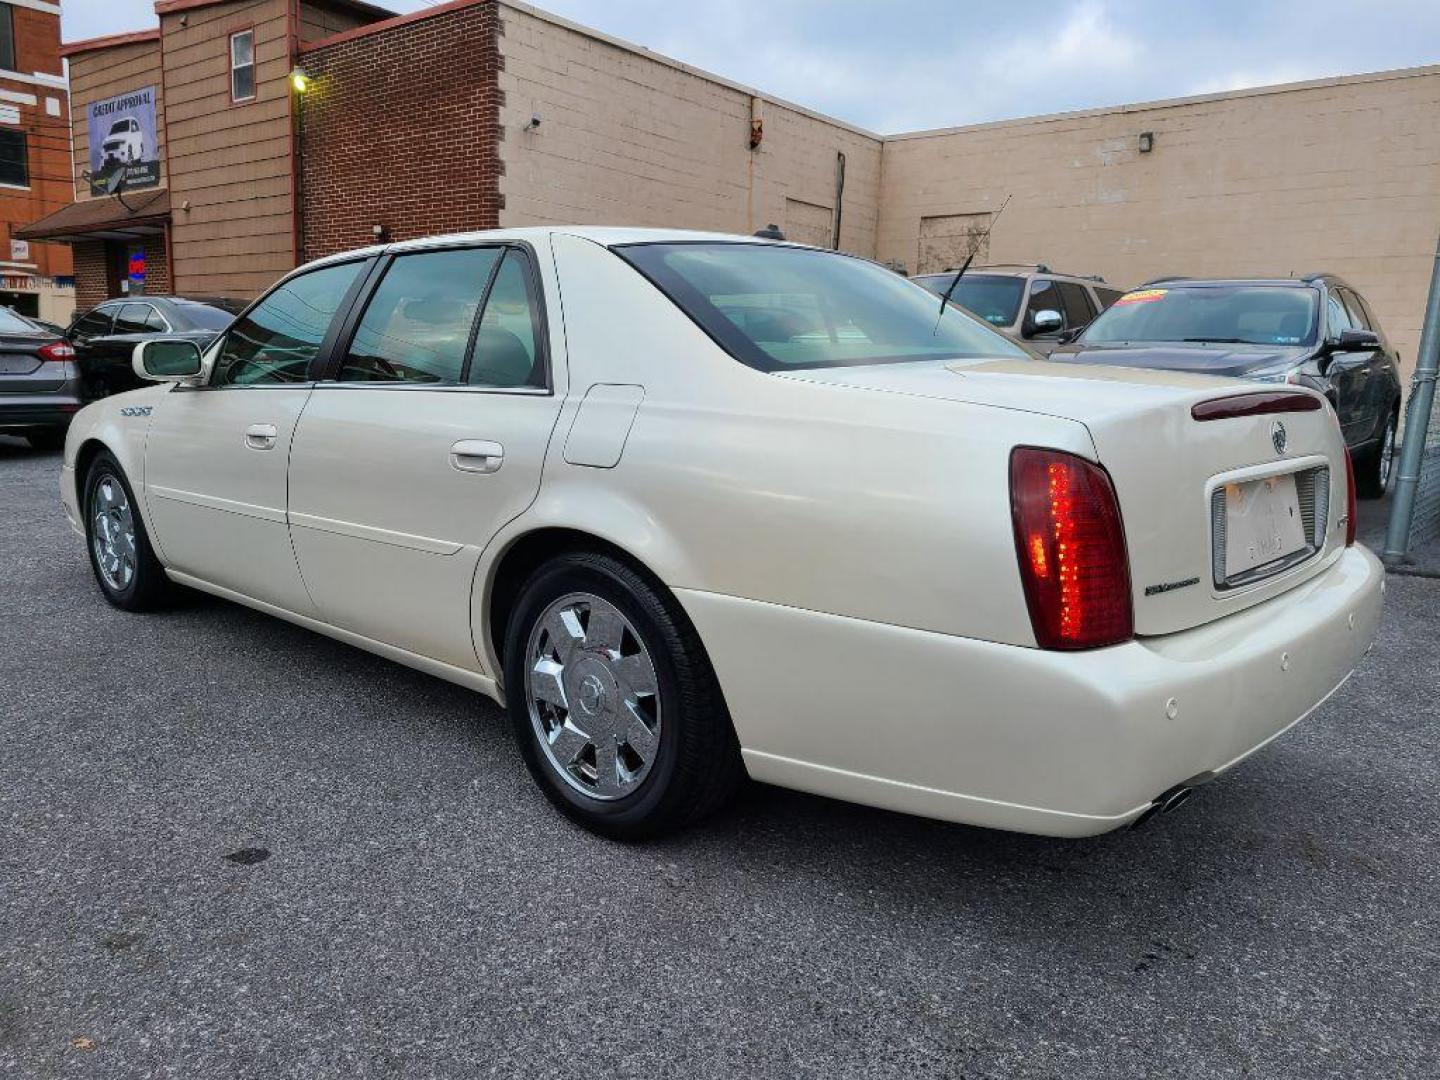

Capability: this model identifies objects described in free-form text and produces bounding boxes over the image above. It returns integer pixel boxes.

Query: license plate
[0,352,39,375]
[1224,473,1308,578]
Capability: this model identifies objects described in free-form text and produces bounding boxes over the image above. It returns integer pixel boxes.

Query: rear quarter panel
[487,234,1100,651]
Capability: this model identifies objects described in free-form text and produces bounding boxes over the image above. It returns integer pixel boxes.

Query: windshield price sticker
[1114,288,1168,307]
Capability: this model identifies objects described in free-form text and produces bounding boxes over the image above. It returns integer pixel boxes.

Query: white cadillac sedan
[59,228,1384,839]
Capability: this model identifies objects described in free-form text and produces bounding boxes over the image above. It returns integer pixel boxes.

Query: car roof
[1138,276,1339,290]
[389,225,811,251]
[913,266,1110,285]
[289,226,847,278]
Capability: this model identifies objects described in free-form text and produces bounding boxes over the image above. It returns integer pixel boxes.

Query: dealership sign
[87,87,160,196]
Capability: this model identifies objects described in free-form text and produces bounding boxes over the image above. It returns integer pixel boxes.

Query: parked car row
[915,263,1401,497]
[914,264,1126,355]
[58,227,1383,840]
[0,295,242,449]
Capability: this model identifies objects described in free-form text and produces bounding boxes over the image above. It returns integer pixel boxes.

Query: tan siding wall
[298,0,376,44]
[68,41,167,201]
[878,67,1440,384]
[161,0,296,300]
[497,4,882,257]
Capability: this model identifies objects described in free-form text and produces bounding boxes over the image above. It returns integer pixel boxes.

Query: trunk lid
[0,333,63,391]
[781,358,1348,637]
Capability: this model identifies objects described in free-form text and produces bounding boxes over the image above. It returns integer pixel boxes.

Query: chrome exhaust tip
[1131,783,1196,829]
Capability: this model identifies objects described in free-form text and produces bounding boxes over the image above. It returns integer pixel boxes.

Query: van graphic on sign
[101,118,145,164]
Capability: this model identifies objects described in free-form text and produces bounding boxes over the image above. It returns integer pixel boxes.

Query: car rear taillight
[1010,447,1134,650]
[1343,445,1357,547]
[37,341,75,362]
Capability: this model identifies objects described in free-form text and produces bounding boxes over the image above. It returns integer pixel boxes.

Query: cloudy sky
[62,0,1440,132]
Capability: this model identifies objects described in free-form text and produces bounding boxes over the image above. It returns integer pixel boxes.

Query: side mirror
[133,339,204,384]
[1333,328,1380,353]
[1024,309,1064,339]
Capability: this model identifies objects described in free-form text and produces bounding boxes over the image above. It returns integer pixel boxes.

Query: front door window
[213,261,364,386]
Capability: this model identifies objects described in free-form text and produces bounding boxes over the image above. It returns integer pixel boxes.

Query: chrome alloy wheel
[91,474,137,592]
[524,592,661,801]
[1379,420,1397,491]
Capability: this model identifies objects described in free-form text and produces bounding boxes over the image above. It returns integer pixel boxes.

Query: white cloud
[1188,64,1331,97]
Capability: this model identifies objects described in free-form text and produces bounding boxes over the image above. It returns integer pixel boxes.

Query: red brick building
[0,0,73,322]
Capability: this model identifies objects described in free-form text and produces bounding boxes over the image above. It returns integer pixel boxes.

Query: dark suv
[1050,274,1403,497]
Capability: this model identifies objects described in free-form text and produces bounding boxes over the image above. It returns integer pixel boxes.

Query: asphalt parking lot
[2,436,1437,1080]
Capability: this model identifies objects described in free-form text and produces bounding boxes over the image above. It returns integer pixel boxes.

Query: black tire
[1355,408,1398,499]
[24,426,66,451]
[503,551,743,839]
[83,451,172,611]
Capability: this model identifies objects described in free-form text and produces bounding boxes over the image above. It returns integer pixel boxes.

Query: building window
[230,29,255,102]
[0,129,28,187]
[0,5,14,73]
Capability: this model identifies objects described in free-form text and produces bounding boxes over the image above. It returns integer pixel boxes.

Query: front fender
[61,386,171,547]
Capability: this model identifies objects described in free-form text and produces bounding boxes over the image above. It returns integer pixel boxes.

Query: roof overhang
[155,0,394,19]
[17,190,171,244]
[59,29,161,59]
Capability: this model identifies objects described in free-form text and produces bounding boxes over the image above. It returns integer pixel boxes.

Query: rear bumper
[0,405,82,427]
[0,387,83,428]
[679,545,1385,837]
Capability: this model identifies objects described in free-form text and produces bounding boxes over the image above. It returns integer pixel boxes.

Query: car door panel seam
[149,483,287,524]
[287,511,467,555]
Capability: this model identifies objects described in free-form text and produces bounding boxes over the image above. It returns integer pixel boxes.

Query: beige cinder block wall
[497,2,883,257]
[879,66,1440,386]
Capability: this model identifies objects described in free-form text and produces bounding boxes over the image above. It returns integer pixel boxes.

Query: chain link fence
[1383,238,1440,574]
[1410,389,1440,547]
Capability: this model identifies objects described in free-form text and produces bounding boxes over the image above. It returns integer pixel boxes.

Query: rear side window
[1056,282,1097,325]
[341,247,502,385]
[114,304,152,335]
[214,260,363,386]
[470,250,545,388]
[1338,288,1370,330]
[615,242,1026,371]
[337,245,546,388]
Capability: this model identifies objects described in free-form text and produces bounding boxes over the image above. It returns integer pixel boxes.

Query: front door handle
[451,439,504,474]
[245,423,278,451]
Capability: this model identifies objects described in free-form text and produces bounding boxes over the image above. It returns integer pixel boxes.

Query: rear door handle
[451,439,504,474]
[245,423,278,451]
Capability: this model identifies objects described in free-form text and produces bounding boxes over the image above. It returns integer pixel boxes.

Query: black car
[1050,275,1403,497]
[67,296,244,398]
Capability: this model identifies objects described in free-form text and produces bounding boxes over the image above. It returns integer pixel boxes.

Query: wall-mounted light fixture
[1138,131,1154,153]
[290,66,310,94]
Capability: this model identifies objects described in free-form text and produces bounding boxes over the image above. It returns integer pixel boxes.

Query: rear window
[615,243,1027,372]
[0,307,39,333]
[1082,285,1320,347]
[173,303,236,330]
